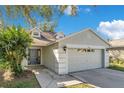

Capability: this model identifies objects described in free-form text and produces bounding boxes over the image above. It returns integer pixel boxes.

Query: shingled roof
[29,27,57,46]
[109,39,124,48]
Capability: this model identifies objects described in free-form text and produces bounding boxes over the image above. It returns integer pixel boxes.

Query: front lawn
[108,60,124,72]
[65,83,95,88]
[0,70,40,88]
[0,60,40,88]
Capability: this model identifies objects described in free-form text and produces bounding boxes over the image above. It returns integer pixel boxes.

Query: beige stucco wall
[105,50,109,67]
[21,48,28,69]
[59,30,109,48]
[42,43,59,73]
[57,30,110,74]
[21,58,28,69]
[57,47,68,74]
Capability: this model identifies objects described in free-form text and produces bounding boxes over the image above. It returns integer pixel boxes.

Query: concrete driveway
[70,68,124,88]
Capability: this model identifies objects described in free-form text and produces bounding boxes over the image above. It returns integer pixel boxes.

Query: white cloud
[64,6,72,15]
[97,20,124,39]
[64,6,79,15]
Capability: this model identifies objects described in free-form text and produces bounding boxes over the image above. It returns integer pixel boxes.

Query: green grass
[0,59,40,88]
[108,61,124,72]
[65,83,94,88]
[0,75,40,88]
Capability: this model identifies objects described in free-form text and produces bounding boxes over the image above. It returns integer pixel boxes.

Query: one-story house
[109,39,124,61]
[22,27,110,75]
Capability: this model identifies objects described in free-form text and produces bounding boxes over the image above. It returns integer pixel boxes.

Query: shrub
[0,60,10,70]
[0,26,32,76]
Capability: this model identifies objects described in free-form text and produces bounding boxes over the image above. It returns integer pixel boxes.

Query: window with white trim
[32,31,40,37]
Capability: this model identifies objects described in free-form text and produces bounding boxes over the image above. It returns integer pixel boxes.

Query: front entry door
[28,49,40,65]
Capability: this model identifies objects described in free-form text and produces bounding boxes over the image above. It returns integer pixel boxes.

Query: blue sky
[56,5,124,40]
[1,5,124,40]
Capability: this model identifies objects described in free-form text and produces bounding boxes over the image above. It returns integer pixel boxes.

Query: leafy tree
[0,5,77,27]
[38,21,57,32]
[0,26,32,76]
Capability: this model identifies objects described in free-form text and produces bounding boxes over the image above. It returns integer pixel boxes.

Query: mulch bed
[0,70,32,81]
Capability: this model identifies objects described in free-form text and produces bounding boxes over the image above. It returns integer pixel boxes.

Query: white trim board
[40,48,42,65]
[29,46,41,49]
[66,44,106,49]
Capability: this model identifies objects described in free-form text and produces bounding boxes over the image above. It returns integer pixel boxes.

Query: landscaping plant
[0,26,32,76]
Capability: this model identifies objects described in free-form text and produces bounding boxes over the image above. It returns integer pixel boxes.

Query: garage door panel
[68,49,102,72]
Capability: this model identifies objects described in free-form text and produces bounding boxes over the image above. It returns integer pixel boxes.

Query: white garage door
[68,48,103,72]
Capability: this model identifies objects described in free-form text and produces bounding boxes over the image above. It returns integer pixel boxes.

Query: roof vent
[55,32,65,39]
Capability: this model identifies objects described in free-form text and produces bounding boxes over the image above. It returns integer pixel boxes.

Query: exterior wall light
[63,46,67,52]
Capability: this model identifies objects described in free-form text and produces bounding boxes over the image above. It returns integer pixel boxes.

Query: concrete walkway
[28,66,83,88]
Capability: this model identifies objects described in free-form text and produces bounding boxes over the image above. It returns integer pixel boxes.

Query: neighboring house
[109,39,124,60]
[22,28,110,75]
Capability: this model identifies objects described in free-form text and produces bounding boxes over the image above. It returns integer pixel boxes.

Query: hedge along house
[22,27,110,75]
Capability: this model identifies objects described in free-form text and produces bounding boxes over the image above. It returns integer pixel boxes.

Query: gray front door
[28,49,40,65]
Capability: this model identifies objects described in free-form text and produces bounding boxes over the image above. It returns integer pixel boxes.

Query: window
[33,32,39,35]
[32,31,40,37]
[77,49,87,53]
[77,48,95,53]
[87,49,95,52]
